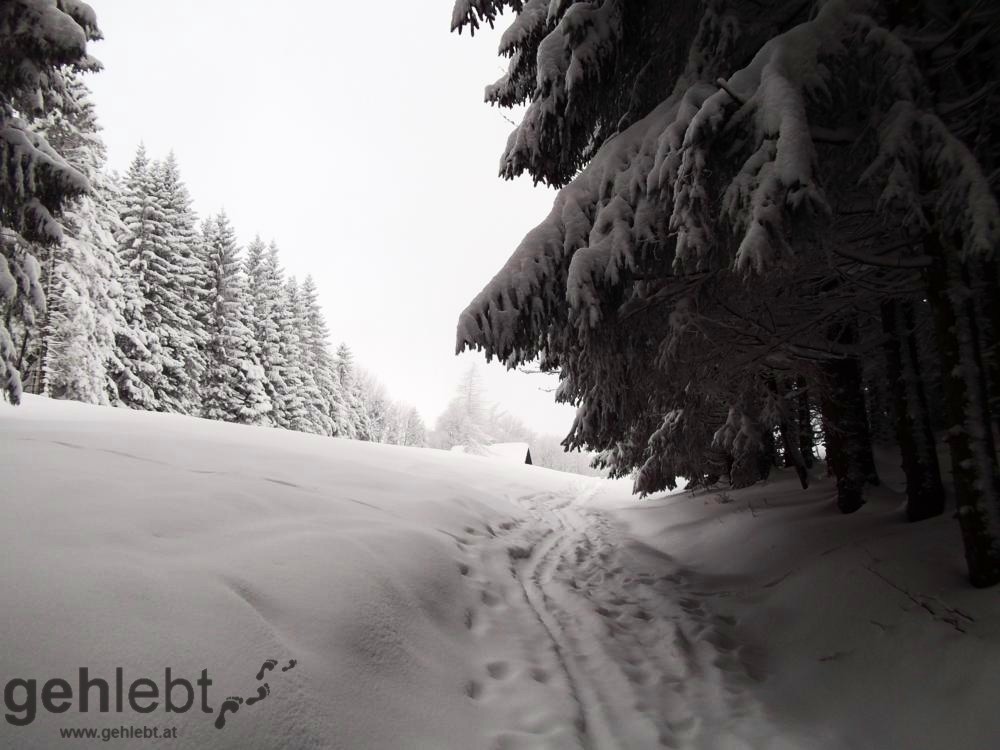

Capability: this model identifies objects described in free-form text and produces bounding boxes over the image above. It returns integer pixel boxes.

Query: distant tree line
[431,364,603,476]
[1,4,425,447]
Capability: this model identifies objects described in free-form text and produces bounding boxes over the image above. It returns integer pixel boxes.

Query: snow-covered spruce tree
[156,152,206,413]
[334,342,366,439]
[283,276,329,435]
[453,1,1000,585]
[0,0,101,403]
[28,70,125,404]
[244,236,286,420]
[356,371,393,443]
[262,255,304,431]
[200,212,270,424]
[300,275,350,436]
[110,249,158,410]
[267,275,308,432]
[113,148,208,413]
[114,147,174,409]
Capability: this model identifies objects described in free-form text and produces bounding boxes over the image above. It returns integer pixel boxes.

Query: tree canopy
[453,0,1000,586]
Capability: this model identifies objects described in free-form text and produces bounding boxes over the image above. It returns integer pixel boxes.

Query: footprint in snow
[507,545,532,561]
[529,667,549,683]
[486,661,510,680]
[465,680,482,699]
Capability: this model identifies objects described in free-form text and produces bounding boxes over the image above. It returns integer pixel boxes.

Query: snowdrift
[586,460,1000,750]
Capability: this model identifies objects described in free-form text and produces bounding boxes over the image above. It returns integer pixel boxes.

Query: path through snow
[455,483,775,750]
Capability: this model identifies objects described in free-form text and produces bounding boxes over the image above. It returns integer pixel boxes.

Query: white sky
[84,0,577,436]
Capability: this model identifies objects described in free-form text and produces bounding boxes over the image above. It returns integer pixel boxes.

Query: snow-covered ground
[2,397,998,749]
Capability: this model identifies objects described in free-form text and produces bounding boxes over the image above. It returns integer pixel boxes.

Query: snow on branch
[458,91,687,358]
[498,0,548,55]
[862,100,1000,260]
[672,0,882,274]
[498,0,624,182]
[458,0,995,371]
[1,119,90,241]
[451,0,523,35]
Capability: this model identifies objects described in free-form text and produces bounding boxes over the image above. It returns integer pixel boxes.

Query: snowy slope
[2,397,998,749]
[0,396,608,749]
[585,464,1000,750]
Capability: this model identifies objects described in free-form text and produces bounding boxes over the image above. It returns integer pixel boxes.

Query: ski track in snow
[456,484,767,750]
[13,436,393,513]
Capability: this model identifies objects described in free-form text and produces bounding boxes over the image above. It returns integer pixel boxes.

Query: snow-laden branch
[457,0,996,365]
[861,100,1000,260]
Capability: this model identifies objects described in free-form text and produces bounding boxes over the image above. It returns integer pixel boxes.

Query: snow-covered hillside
[2,397,998,749]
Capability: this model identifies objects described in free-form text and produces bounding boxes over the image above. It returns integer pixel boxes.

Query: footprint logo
[246,683,270,706]
[214,697,243,730]
[255,659,278,680]
[213,656,298,730]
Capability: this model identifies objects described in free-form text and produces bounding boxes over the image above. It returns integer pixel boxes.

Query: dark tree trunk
[820,322,878,513]
[881,299,946,521]
[864,370,892,445]
[770,377,809,489]
[22,240,55,396]
[780,426,809,489]
[860,424,881,487]
[796,376,816,468]
[978,258,1000,436]
[757,428,776,481]
[820,360,868,514]
[926,236,1000,587]
[15,328,32,379]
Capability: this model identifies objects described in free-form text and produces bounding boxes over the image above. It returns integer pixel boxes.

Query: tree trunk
[820,322,878,513]
[757,428,776,481]
[770,377,809,489]
[820,361,868,513]
[978,258,1000,436]
[864,370,893,445]
[881,299,945,521]
[926,237,1000,587]
[861,424,881,487]
[15,328,31,377]
[796,376,816,468]
[21,240,56,397]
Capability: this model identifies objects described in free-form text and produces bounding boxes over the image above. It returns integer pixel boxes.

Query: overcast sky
[84,0,576,436]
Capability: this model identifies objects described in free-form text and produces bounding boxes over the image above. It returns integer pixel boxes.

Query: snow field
[4,396,999,749]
